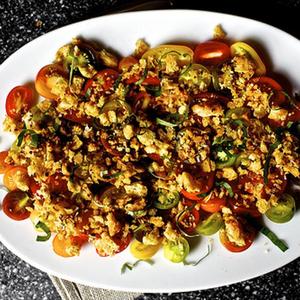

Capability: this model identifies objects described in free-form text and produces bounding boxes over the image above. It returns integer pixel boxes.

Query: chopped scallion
[35,221,51,242]
[121,259,154,274]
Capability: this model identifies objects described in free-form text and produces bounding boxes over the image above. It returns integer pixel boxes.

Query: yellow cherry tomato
[130,239,161,260]
[230,42,266,75]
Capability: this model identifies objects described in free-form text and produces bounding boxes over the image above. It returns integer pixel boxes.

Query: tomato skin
[0,151,13,174]
[2,190,31,220]
[194,41,231,65]
[125,74,160,86]
[287,103,300,122]
[6,86,35,121]
[3,166,30,191]
[250,77,286,106]
[46,173,68,194]
[229,198,261,218]
[200,196,226,213]
[64,109,92,124]
[264,167,287,197]
[118,56,138,72]
[35,64,66,99]
[29,178,40,195]
[177,208,200,234]
[84,69,119,96]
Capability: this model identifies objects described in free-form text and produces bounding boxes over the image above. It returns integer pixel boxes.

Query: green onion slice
[216,181,234,197]
[121,259,154,274]
[35,221,51,242]
[260,226,288,252]
[184,240,213,266]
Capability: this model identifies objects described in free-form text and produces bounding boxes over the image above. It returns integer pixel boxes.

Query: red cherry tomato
[3,166,30,191]
[6,86,35,121]
[64,109,92,124]
[219,218,256,252]
[287,102,300,122]
[238,171,263,194]
[46,173,68,194]
[118,56,138,72]
[0,151,13,174]
[96,233,132,256]
[29,178,40,195]
[2,190,31,220]
[200,196,226,213]
[84,69,119,96]
[177,208,200,234]
[264,167,287,197]
[194,41,231,65]
[35,64,66,99]
[250,76,286,106]
[229,198,261,218]
[125,74,160,86]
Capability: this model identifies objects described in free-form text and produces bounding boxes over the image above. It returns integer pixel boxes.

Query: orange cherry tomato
[0,151,13,174]
[46,173,68,194]
[194,41,231,65]
[3,166,30,191]
[250,76,286,106]
[118,56,138,72]
[2,190,31,220]
[52,233,88,257]
[35,64,66,99]
[84,69,119,97]
[200,196,226,213]
[6,86,35,120]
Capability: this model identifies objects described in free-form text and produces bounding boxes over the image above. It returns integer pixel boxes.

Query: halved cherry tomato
[229,197,261,218]
[35,64,66,99]
[100,131,123,157]
[46,173,68,194]
[0,151,13,174]
[75,209,94,232]
[29,178,40,195]
[2,190,31,220]
[64,109,92,124]
[52,233,88,257]
[238,171,263,194]
[118,56,138,72]
[84,69,119,96]
[125,74,160,86]
[96,233,132,257]
[264,167,287,197]
[200,196,226,213]
[130,239,161,260]
[250,77,286,106]
[219,227,255,252]
[177,208,200,234]
[180,169,215,201]
[287,102,300,122]
[230,42,266,75]
[194,41,231,65]
[6,86,35,120]
[3,166,30,191]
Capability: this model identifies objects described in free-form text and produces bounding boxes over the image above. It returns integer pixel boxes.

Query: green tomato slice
[195,212,223,236]
[266,194,295,224]
[154,190,180,210]
[216,154,238,169]
[163,236,190,263]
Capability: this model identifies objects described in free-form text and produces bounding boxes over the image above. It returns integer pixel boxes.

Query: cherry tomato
[96,233,132,256]
[46,173,68,194]
[52,233,88,257]
[131,92,152,113]
[180,168,215,201]
[75,209,93,232]
[194,41,231,65]
[250,77,286,106]
[6,86,35,120]
[2,190,31,220]
[287,102,300,122]
[238,171,263,194]
[118,56,138,72]
[177,208,200,234]
[130,239,161,260]
[29,178,40,195]
[100,131,123,157]
[200,196,226,213]
[125,74,160,86]
[264,167,287,197]
[84,69,119,96]
[35,64,66,99]
[229,197,261,218]
[64,109,92,124]
[3,166,30,191]
[219,218,256,252]
[0,151,13,174]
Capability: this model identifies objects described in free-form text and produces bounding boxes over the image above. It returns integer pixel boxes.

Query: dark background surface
[0,0,300,299]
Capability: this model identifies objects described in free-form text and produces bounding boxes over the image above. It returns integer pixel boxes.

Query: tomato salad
[1,27,299,264]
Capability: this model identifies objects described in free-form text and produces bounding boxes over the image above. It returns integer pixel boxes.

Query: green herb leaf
[35,221,51,242]
[216,181,234,197]
[263,139,281,184]
[156,117,178,127]
[135,68,148,86]
[121,259,154,274]
[17,129,40,147]
[17,129,27,146]
[260,226,288,252]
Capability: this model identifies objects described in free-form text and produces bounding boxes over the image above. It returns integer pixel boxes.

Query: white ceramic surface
[0,10,299,293]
